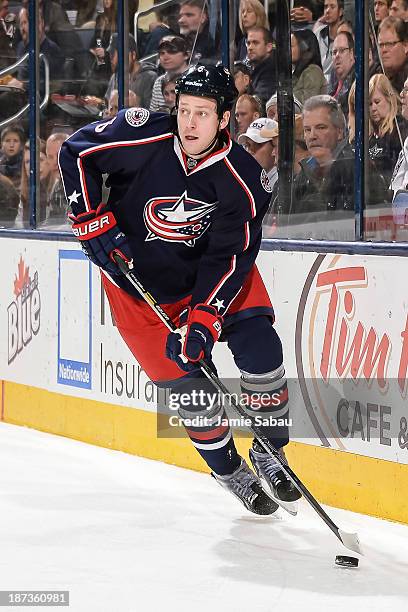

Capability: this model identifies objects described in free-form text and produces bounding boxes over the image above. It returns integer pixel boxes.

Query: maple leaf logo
[13,256,30,297]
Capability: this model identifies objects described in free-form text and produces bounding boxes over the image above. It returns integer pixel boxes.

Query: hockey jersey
[59,108,272,316]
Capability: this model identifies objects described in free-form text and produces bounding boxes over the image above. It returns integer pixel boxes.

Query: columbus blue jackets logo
[144,191,218,246]
[125,107,150,127]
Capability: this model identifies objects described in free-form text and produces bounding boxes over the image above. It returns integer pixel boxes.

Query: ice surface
[0,422,407,612]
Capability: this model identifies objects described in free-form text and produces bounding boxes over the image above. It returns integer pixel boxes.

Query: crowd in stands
[1,0,408,238]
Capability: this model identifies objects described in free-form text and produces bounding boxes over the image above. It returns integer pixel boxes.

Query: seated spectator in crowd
[314,0,344,82]
[16,7,65,84]
[39,0,83,66]
[0,0,16,69]
[0,173,19,228]
[368,73,405,188]
[234,93,262,138]
[75,0,98,27]
[233,60,252,95]
[150,36,189,112]
[265,93,303,120]
[105,89,139,118]
[246,26,277,103]
[236,0,269,61]
[19,139,52,227]
[291,29,327,104]
[390,75,408,197]
[105,33,157,109]
[46,132,69,224]
[390,0,408,20]
[290,1,324,29]
[292,94,354,213]
[88,0,116,79]
[378,17,408,95]
[238,117,279,189]
[158,74,178,112]
[143,4,179,57]
[374,0,392,31]
[329,31,355,117]
[0,125,25,190]
[178,0,217,62]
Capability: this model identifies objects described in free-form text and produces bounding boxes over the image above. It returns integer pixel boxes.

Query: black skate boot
[212,458,279,516]
[249,440,301,516]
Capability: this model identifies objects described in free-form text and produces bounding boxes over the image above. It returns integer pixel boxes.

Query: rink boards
[0,237,407,523]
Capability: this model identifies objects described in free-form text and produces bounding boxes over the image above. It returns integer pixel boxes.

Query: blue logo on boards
[57,250,92,389]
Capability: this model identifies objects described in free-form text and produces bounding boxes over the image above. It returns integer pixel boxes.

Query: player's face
[2,132,21,157]
[177,95,229,157]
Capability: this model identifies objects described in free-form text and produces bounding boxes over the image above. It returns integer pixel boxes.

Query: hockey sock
[171,375,241,476]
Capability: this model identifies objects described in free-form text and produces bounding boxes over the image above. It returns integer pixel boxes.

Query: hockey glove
[165,304,223,372]
[69,203,132,275]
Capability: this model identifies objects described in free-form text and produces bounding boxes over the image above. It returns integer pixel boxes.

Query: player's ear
[220,111,230,130]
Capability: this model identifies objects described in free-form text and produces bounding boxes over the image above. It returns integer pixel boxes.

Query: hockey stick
[112,253,362,555]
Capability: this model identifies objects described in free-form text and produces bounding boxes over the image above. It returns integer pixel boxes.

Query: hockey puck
[335,555,359,568]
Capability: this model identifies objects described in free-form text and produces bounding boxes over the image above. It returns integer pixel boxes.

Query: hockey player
[59,64,301,516]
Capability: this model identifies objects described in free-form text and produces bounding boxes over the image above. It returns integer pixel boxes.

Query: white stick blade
[338,529,363,555]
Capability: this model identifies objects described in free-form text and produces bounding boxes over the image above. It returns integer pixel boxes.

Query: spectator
[291,29,327,104]
[369,72,404,187]
[39,0,83,63]
[0,0,16,69]
[337,19,354,36]
[390,75,408,198]
[159,74,178,112]
[75,0,98,27]
[292,95,354,213]
[265,93,303,120]
[0,173,19,228]
[46,132,69,224]
[105,33,157,109]
[89,0,116,75]
[374,0,392,29]
[105,89,139,118]
[236,0,269,61]
[246,26,277,103]
[378,16,408,94]
[390,0,408,20]
[149,36,189,112]
[314,0,344,83]
[235,93,262,137]
[238,117,279,189]
[290,1,324,29]
[0,125,25,189]
[233,60,252,95]
[178,0,217,61]
[16,7,65,83]
[143,4,179,57]
[19,140,52,226]
[330,31,355,117]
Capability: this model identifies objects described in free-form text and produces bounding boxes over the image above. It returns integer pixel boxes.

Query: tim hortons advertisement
[258,252,408,465]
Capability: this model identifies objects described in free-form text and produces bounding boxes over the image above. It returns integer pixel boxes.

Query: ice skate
[249,440,301,516]
[212,458,279,516]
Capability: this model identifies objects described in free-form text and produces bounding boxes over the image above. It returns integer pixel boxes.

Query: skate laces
[252,443,287,482]
[224,462,259,504]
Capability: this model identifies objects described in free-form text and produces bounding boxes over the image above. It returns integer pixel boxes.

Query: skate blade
[259,476,299,516]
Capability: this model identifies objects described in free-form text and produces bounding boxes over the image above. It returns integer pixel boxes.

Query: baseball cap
[238,118,278,144]
[107,33,137,55]
[158,35,189,53]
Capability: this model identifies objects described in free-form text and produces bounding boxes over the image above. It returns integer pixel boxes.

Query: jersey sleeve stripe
[243,221,250,251]
[205,255,236,305]
[223,157,256,218]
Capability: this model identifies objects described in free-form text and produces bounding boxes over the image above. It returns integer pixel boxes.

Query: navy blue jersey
[59,108,272,315]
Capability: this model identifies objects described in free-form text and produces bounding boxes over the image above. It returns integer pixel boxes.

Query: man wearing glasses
[329,31,355,117]
[378,16,408,93]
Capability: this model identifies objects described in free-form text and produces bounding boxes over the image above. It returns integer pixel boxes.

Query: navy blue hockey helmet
[175,64,238,116]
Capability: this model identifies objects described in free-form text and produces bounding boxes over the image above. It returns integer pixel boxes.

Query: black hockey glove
[165,304,223,372]
[69,203,132,275]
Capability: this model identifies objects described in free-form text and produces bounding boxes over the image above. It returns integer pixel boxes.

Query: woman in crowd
[291,29,327,104]
[89,0,117,75]
[368,73,406,188]
[0,125,25,190]
[236,0,269,61]
[18,140,52,227]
